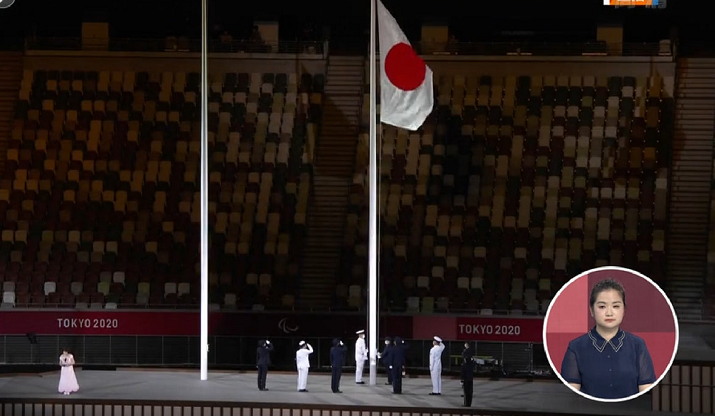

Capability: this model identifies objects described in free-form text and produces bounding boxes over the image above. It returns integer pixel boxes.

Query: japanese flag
[378,0,434,131]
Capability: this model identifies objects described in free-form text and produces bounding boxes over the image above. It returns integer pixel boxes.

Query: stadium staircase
[0,52,23,174]
[299,56,365,309]
[666,57,715,320]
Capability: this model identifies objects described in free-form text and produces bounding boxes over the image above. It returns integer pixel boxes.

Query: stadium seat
[0,69,324,310]
[339,73,671,315]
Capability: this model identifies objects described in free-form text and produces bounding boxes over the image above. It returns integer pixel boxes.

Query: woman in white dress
[58,348,79,395]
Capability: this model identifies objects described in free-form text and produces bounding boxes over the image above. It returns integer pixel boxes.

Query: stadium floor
[0,369,691,415]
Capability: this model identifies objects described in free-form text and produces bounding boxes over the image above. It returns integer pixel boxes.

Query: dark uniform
[380,338,394,385]
[389,337,408,394]
[461,343,475,407]
[330,338,347,393]
[256,339,274,391]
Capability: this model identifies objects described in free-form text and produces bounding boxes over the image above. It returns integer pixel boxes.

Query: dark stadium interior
[0,0,714,414]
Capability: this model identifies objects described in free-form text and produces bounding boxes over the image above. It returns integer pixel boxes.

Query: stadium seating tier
[339,73,673,315]
[0,69,325,311]
[0,65,677,317]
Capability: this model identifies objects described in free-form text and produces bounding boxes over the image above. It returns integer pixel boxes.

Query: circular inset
[384,42,427,91]
[0,0,16,9]
[543,266,679,403]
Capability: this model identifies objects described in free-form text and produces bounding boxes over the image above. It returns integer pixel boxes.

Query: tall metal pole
[367,0,379,387]
[199,0,209,381]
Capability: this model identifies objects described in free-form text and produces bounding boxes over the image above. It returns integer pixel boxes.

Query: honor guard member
[295,341,313,392]
[330,338,347,393]
[389,337,408,394]
[429,336,445,395]
[461,342,475,407]
[354,329,368,384]
[378,337,394,385]
[256,339,273,391]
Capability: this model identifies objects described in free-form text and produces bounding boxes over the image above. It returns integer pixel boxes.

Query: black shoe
[333,390,343,393]
[392,392,402,395]
[429,392,441,395]
[298,389,307,392]
[356,381,365,385]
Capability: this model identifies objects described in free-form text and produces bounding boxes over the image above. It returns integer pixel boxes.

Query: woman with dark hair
[58,348,79,395]
[560,278,657,400]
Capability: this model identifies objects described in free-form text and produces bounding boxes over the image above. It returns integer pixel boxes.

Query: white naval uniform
[355,337,368,382]
[296,344,313,391]
[429,343,446,393]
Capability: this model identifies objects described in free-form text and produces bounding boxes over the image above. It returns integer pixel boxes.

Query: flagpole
[367,0,379,387]
[199,0,209,381]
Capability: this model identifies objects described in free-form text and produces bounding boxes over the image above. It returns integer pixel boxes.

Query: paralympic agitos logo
[278,318,299,334]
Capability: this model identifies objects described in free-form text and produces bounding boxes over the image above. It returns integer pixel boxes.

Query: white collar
[588,328,626,353]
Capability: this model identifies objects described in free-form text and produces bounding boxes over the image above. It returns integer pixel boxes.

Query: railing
[679,314,715,323]
[0,399,608,416]
[21,36,670,58]
[414,41,667,57]
[25,37,326,55]
[6,301,715,321]
[0,37,23,52]
[677,42,715,57]
[651,360,715,414]
[0,335,551,376]
[0,302,546,316]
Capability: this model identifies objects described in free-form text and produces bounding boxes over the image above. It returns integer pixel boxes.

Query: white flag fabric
[377,0,434,131]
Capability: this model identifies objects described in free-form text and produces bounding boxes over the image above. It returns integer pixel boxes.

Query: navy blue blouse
[560,327,656,400]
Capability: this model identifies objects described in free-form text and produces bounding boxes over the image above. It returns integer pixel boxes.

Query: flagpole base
[369,361,377,386]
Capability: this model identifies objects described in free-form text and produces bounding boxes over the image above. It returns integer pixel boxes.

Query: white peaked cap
[356,329,365,334]
[299,341,305,346]
[434,336,442,342]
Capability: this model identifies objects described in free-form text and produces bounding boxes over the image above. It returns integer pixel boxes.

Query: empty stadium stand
[340,73,674,315]
[2,51,709,321]
[0,53,23,173]
[680,58,715,320]
[0,68,324,310]
[668,58,715,320]
[300,56,364,309]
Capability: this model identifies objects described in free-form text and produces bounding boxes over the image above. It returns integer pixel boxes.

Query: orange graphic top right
[605,0,658,6]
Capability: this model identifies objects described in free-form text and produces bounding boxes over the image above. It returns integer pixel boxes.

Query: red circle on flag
[384,42,426,92]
